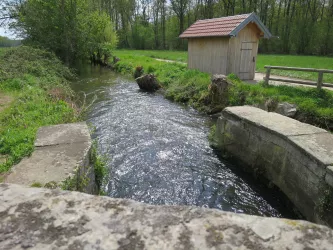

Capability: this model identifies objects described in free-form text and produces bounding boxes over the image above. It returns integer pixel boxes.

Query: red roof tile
[180,13,251,38]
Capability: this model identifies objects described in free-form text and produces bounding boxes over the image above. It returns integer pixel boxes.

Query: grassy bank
[115,50,333,83]
[114,51,211,111]
[113,51,333,131]
[0,46,77,173]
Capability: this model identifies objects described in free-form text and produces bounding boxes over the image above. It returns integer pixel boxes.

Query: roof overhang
[230,13,272,39]
[179,12,272,39]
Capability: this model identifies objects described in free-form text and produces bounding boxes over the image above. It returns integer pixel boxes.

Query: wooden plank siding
[228,23,260,80]
[188,37,229,75]
[187,22,261,80]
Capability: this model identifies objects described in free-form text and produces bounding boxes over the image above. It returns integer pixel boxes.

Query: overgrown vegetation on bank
[0,46,77,173]
[113,52,333,131]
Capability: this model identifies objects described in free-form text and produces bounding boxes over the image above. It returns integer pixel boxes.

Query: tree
[8,0,118,64]
[171,0,189,36]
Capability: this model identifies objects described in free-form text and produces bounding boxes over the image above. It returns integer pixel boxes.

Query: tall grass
[0,46,77,173]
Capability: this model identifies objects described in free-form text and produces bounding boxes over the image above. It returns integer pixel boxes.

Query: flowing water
[71,65,296,218]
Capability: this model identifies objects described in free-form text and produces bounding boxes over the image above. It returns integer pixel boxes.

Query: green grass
[228,74,333,130]
[256,55,333,83]
[0,46,77,173]
[115,50,333,83]
[114,51,211,110]
[115,49,187,63]
[113,51,333,131]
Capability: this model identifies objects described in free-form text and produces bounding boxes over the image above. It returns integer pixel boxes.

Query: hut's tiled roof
[180,13,272,39]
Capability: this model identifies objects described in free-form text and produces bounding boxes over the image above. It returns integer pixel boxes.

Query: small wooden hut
[180,13,272,80]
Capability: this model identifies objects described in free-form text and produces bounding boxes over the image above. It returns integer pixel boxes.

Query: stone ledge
[5,123,93,190]
[35,122,91,147]
[223,106,327,137]
[223,106,333,167]
[216,106,333,225]
[1,183,333,250]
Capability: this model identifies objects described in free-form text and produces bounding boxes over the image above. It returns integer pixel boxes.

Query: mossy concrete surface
[1,183,333,250]
[216,106,333,227]
[4,123,95,193]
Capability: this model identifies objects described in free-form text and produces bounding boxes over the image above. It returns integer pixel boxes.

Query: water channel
[71,65,297,218]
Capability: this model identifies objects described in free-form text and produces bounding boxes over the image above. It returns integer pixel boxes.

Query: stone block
[1,183,333,250]
[215,106,333,226]
[224,106,327,137]
[5,123,95,193]
[289,133,333,166]
[5,141,91,186]
[35,122,91,147]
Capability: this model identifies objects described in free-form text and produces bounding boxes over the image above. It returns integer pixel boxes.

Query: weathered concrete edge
[5,122,97,194]
[1,183,333,250]
[222,108,332,168]
[34,122,91,147]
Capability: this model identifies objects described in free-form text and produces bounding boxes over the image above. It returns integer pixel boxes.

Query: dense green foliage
[0,46,76,173]
[52,0,333,55]
[2,1,333,55]
[114,52,333,131]
[7,0,118,64]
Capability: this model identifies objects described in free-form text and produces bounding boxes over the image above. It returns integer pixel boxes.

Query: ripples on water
[71,65,295,218]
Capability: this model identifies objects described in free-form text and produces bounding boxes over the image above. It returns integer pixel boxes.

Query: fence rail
[264,66,333,89]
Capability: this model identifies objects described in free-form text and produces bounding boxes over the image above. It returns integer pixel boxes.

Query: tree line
[1,0,333,57]
[99,0,333,55]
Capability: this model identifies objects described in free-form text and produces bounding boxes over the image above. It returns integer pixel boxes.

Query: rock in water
[136,74,161,92]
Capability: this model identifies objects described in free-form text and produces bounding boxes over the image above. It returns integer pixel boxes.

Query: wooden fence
[264,66,333,89]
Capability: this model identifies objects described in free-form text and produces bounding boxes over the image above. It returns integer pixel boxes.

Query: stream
[71,65,296,218]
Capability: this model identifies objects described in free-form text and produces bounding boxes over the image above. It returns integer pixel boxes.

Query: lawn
[115,50,333,83]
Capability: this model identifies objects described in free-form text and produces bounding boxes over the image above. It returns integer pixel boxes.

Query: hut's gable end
[188,37,229,75]
[227,23,260,80]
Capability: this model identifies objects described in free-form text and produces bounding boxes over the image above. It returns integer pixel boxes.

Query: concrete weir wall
[5,123,97,194]
[1,183,333,250]
[216,106,333,226]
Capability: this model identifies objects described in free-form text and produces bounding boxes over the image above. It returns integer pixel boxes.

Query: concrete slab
[1,183,333,250]
[224,106,327,137]
[5,123,92,187]
[289,133,333,166]
[5,142,91,186]
[35,122,90,147]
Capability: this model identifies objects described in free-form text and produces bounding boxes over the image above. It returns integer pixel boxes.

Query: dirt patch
[0,92,13,112]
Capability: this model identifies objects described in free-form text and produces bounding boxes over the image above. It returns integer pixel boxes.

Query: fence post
[317,72,323,90]
[264,67,271,86]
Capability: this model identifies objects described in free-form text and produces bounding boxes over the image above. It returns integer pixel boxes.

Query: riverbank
[0,46,78,174]
[113,52,333,131]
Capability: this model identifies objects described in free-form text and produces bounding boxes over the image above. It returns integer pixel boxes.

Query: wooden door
[239,42,256,80]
